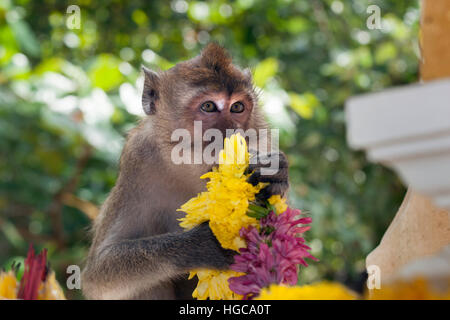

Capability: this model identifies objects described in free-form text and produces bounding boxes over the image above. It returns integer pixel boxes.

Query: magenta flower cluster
[228,207,315,299]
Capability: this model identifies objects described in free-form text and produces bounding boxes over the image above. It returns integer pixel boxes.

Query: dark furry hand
[247,151,289,201]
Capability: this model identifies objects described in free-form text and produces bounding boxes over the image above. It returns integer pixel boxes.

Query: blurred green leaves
[253,57,278,88]
[375,42,398,64]
[289,92,320,120]
[88,54,124,91]
[0,0,418,297]
[7,14,40,58]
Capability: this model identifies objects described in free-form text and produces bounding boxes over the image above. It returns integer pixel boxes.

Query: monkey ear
[142,66,160,115]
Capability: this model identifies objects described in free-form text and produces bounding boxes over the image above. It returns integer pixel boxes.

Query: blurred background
[0,0,420,299]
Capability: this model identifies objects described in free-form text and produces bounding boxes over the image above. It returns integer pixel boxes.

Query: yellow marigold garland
[268,194,288,215]
[178,133,287,300]
[256,282,358,300]
[188,269,244,300]
[179,133,264,251]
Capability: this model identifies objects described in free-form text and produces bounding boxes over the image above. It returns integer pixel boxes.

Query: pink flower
[228,208,316,299]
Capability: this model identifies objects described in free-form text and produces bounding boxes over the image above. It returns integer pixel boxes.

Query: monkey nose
[214,121,237,137]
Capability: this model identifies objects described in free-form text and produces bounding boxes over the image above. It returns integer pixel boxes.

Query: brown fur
[82,44,287,300]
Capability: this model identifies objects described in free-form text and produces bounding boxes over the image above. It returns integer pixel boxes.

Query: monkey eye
[200,101,218,112]
[230,102,245,113]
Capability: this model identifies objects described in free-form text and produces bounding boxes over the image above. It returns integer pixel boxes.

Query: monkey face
[142,43,267,160]
[183,89,255,136]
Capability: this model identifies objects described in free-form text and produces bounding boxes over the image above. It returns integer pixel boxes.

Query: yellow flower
[38,272,66,300]
[255,278,450,300]
[366,277,450,300]
[268,195,288,214]
[0,271,18,300]
[256,282,358,300]
[178,133,294,300]
[219,133,249,168]
[178,133,266,251]
[178,133,273,300]
[0,270,65,300]
[189,269,244,300]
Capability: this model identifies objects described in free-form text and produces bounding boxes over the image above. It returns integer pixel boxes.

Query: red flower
[17,245,48,300]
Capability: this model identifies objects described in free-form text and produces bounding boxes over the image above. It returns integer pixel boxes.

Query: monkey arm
[82,222,234,299]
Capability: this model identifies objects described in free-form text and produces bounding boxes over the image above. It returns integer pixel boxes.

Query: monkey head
[141,43,267,155]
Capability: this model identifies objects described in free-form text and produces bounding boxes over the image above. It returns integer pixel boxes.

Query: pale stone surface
[366,190,450,284]
[346,80,450,152]
[354,0,450,286]
[345,80,450,210]
[397,245,450,285]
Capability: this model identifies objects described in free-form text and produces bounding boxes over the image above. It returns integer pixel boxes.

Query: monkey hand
[246,150,289,201]
[184,222,236,270]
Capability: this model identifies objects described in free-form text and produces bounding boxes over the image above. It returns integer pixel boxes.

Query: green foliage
[0,0,418,298]
[253,57,278,87]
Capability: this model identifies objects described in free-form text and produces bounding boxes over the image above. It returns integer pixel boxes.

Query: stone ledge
[345,78,450,210]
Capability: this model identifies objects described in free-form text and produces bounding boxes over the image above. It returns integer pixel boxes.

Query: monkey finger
[247,151,288,172]
[256,181,289,202]
[247,166,289,186]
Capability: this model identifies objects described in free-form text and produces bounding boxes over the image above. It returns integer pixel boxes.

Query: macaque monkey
[82,43,289,299]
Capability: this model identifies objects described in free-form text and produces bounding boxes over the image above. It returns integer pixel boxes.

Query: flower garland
[178,133,314,300]
[0,245,65,300]
[228,207,315,299]
[179,133,266,251]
